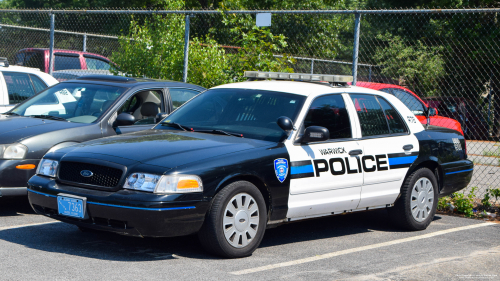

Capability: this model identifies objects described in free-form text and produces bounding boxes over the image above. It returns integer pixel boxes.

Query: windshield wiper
[160,122,189,131]
[195,129,244,138]
[3,112,20,116]
[30,115,67,121]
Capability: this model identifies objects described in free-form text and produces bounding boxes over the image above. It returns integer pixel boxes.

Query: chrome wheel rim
[223,193,259,248]
[411,177,435,222]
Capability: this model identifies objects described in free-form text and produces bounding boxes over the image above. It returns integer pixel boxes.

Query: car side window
[117,90,163,126]
[118,95,139,115]
[389,89,425,115]
[84,56,110,70]
[377,97,408,134]
[169,88,200,110]
[54,55,81,71]
[379,88,392,94]
[29,74,47,93]
[3,72,35,104]
[350,94,390,137]
[24,52,44,71]
[303,94,352,139]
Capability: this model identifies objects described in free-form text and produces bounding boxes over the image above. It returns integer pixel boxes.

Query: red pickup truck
[14,48,111,73]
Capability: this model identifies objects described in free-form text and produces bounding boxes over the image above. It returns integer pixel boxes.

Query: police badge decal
[274,158,289,183]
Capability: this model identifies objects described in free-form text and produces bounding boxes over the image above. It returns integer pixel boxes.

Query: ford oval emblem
[80,170,93,177]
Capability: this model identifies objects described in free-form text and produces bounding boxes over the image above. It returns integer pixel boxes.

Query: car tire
[389,167,438,231]
[198,181,267,258]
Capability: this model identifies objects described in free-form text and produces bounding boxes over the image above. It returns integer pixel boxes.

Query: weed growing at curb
[438,187,500,220]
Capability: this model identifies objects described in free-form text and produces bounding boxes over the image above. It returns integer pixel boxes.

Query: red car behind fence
[14,48,111,73]
[356,82,464,136]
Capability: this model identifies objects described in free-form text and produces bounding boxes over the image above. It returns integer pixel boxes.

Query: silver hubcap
[411,177,435,222]
[223,193,259,248]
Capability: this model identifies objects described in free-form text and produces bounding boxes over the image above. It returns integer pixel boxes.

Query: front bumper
[0,159,39,197]
[27,175,210,238]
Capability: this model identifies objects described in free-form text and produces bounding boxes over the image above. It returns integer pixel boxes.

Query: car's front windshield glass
[10,83,126,123]
[155,88,306,142]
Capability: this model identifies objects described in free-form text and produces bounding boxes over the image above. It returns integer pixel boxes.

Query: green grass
[482,148,500,157]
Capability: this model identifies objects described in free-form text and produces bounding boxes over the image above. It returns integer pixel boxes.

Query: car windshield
[10,83,126,123]
[156,88,306,142]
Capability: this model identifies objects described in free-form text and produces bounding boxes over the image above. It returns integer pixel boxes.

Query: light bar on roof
[244,71,353,83]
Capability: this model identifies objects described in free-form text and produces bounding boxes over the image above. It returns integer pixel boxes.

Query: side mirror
[429,107,438,116]
[277,116,294,131]
[155,112,168,123]
[301,126,329,143]
[115,112,135,126]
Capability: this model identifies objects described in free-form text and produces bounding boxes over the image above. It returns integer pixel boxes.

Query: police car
[27,72,473,258]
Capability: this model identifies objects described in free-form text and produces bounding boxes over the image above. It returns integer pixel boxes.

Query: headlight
[3,143,28,159]
[37,159,59,177]
[155,175,203,194]
[123,173,161,192]
[123,173,203,194]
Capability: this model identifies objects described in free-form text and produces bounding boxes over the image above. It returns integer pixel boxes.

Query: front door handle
[403,144,414,150]
[349,149,363,156]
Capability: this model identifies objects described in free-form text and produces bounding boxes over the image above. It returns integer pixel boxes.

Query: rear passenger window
[3,72,35,104]
[350,94,390,137]
[29,75,47,93]
[55,55,81,71]
[304,95,351,139]
[377,97,408,134]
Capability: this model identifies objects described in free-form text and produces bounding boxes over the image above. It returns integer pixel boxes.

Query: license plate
[57,195,86,219]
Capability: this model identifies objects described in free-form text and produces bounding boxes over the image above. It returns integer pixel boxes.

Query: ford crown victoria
[27,72,473,258]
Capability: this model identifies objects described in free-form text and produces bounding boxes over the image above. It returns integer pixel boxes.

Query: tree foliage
[373,33,445,96]
[110,0,293,88]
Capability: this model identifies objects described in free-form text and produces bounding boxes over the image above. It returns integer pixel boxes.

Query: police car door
[349,94,419,209]
[285,94,364,218]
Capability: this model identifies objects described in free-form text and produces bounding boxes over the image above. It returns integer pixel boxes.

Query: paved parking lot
[1,197,498,281]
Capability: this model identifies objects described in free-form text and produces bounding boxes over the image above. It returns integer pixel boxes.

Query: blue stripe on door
[291,165,314,175]
[388,156,418,166]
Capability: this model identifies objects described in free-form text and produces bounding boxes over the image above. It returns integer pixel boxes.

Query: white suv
[0,58,58,113]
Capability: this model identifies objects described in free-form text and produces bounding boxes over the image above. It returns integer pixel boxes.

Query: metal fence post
[310,59,314,74]
[83,33,87,52]
[48,13,55,75]
[352,13,361,85]
[182,14,190,83]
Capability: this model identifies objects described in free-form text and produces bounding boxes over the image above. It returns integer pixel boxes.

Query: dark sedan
[0,75,204,197]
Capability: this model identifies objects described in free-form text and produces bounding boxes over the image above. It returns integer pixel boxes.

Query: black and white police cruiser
[27,72,473,258]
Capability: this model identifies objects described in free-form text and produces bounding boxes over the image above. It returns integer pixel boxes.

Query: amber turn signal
[15,164,36,170]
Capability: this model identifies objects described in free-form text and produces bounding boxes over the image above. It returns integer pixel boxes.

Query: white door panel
[285,93,364,218]
[287,186,362,217]
[350,92,420,209]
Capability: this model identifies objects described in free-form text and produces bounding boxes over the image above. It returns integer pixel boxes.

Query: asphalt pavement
[0,196,498,281]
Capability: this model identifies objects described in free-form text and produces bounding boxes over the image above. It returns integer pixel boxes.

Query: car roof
[18,48,109,60]
[212,80,387,98]
[355,81,429,107]
[53,69,112,76]
[61,75,206,90]
[355,81,417,92]
[0,65,44,74]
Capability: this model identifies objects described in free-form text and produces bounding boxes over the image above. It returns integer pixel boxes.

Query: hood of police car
[58,129,274,169]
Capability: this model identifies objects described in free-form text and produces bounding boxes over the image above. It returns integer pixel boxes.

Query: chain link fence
[0,8,498,201]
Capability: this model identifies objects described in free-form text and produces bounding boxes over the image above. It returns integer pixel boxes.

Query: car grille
[58,161,123,188]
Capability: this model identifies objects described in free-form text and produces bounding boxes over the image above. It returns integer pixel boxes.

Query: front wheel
[198,181,267,258]
[389,168,438,231]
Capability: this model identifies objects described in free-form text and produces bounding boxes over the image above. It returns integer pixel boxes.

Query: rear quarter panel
[413,127,472,196]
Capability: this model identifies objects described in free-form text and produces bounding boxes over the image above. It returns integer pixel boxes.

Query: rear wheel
[198,181,267,258]
[389,168,438,230]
